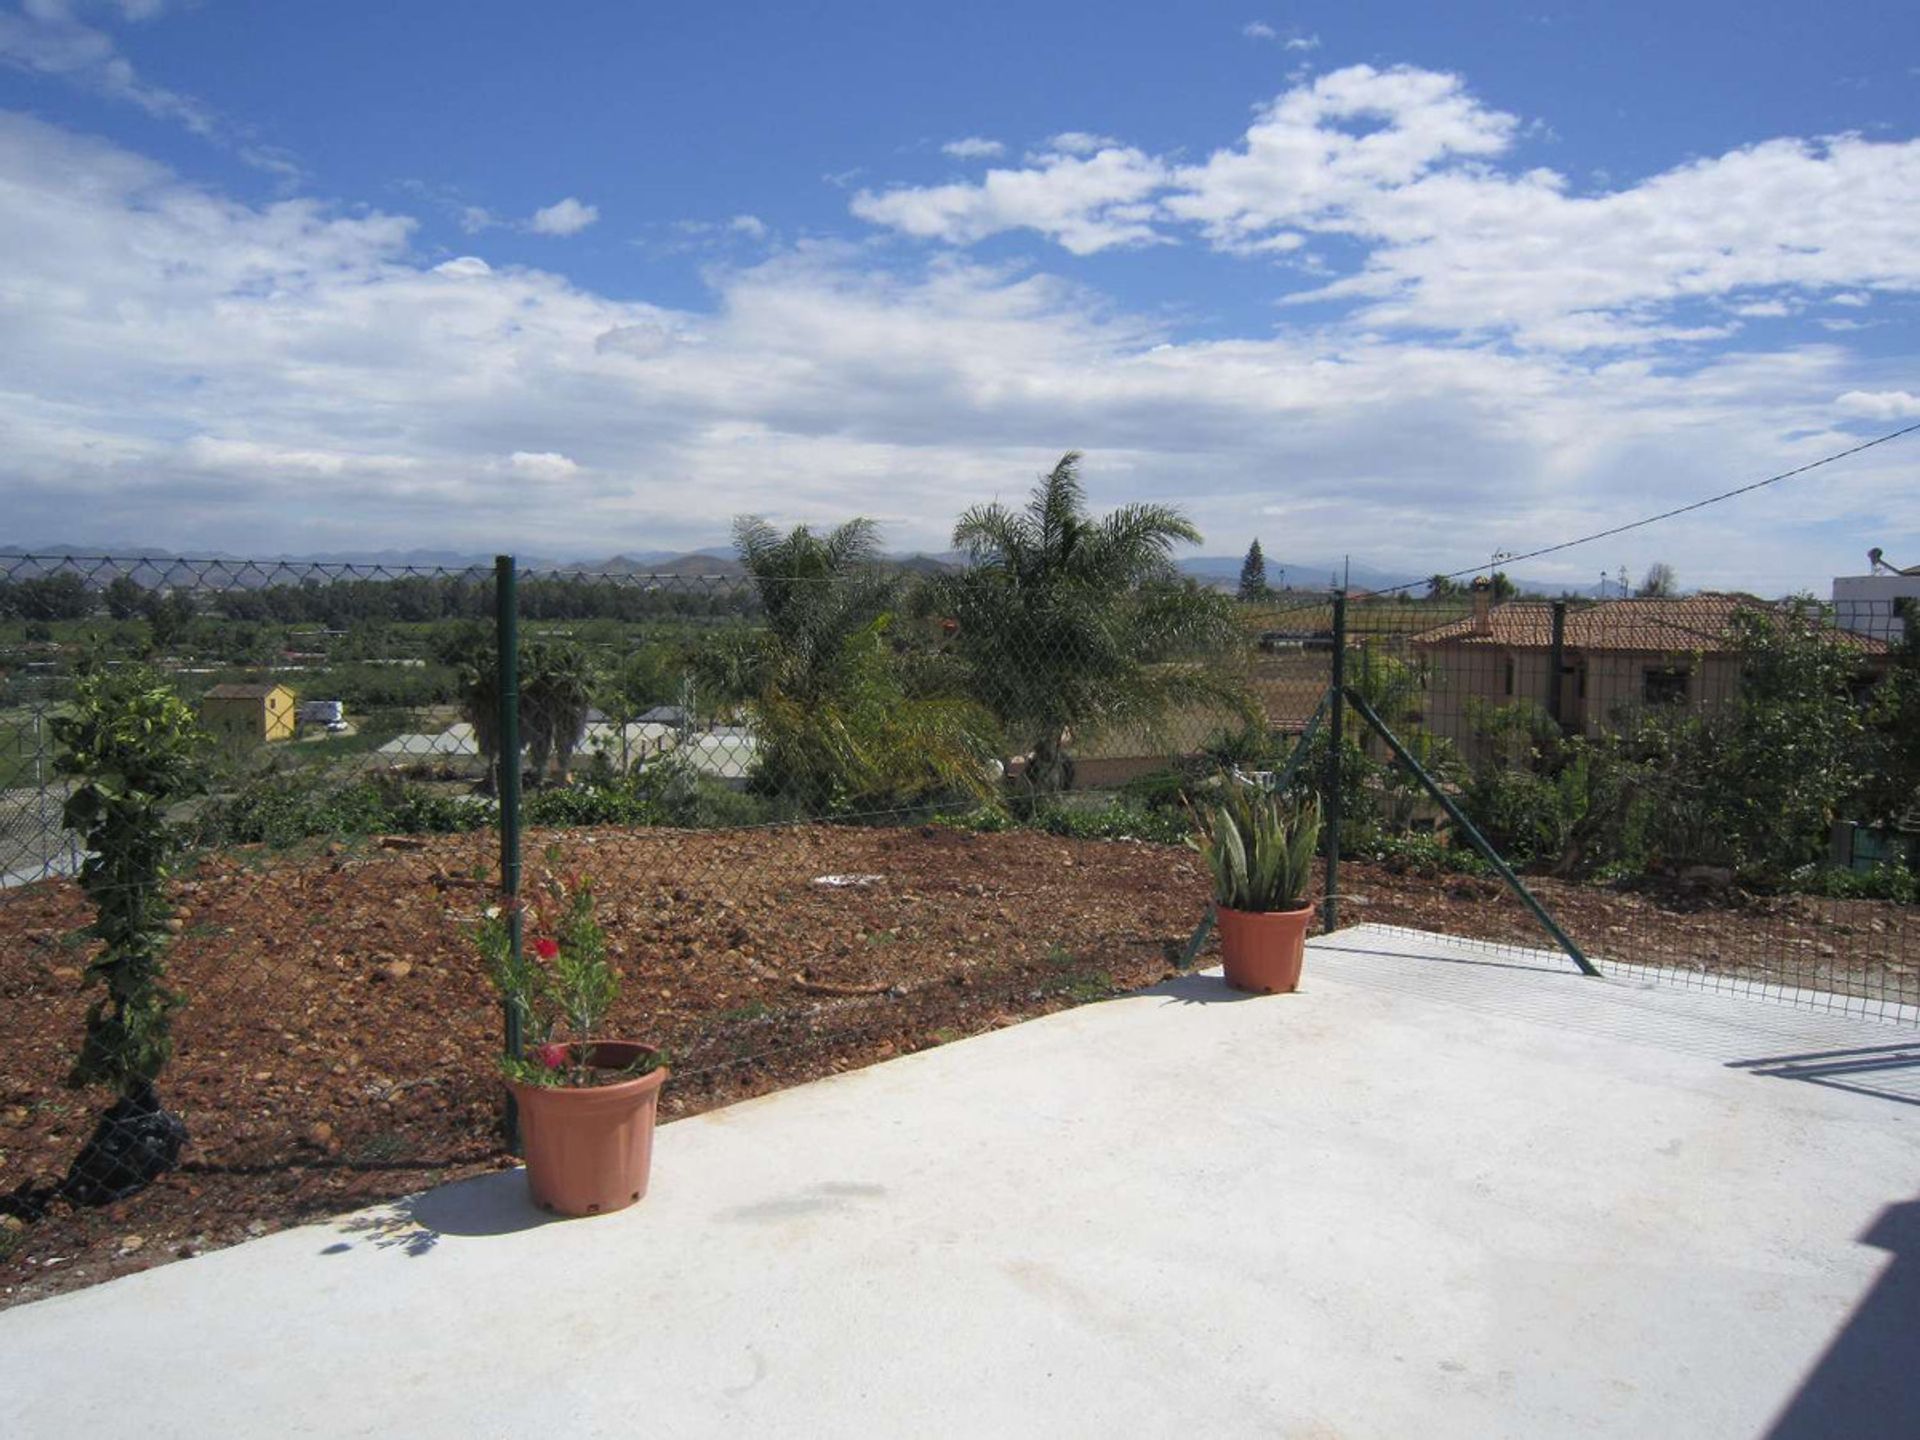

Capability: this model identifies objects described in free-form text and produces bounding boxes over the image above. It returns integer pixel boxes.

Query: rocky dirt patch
[2,824,1911,1307]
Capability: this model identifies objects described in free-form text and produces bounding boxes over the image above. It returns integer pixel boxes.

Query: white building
[1833,550,1920,643]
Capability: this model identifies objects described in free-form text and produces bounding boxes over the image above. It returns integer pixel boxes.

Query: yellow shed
[200,682,297,746]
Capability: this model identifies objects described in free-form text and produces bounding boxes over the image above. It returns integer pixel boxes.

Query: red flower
[533,1042,570,1070]
[531,936,560,960]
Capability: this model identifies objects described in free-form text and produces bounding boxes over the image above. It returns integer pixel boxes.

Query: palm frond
[953,502,1028,569]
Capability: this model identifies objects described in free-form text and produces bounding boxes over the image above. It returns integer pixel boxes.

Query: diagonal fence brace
[1342,688,1599,977]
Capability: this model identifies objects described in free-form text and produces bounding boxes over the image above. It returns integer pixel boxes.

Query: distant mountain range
[2,543,1617,597]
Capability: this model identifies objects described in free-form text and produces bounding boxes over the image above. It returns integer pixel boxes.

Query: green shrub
[199,771,492,846]
[1345,831,1492,877]
[1783,864,1918,904]
[524,781,666,828]
[1032,802,1191,845]
[935,798,1189,845]
[54,665,207,1094]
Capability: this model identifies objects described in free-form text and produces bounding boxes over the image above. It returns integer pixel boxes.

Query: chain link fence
[1309,586,1917,1019]
[2,548,1915,1306]
[0,554,508,1303]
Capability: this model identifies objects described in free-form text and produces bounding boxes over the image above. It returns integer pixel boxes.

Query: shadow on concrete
[1765,1197,1920,1438]
[322,1169,554,1258]
[1728,1044,1920,1109]
[1154,972,1294,1006]
[1313,936,1578,978]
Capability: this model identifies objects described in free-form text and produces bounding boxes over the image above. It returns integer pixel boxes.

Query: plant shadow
[323,1168,554,1258]
[1154,971,1296,1006]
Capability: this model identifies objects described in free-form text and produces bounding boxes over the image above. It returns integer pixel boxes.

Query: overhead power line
[1386,417,1920,595]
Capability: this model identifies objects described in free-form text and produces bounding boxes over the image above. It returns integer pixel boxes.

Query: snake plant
[1191,781,1322,913]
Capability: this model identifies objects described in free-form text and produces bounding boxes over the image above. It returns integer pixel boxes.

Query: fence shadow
[1727,1044,1920,1109]
[1765,1197,1920,1438]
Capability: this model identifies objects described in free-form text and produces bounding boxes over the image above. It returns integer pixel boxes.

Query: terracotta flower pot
[1215,904,1312,994]
[506,1042,668,1217]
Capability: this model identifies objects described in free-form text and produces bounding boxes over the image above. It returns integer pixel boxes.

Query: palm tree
[731,517,897,691]
[523,640,596,783]
[456,645,504,790]
[944,451,1251,795]
[731,516,999,813]
[456,638,597,787]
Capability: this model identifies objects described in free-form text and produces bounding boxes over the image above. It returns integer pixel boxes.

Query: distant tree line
[0,571,760,627]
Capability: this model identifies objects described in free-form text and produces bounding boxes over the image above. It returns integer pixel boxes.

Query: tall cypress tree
[1238,539,1269,601]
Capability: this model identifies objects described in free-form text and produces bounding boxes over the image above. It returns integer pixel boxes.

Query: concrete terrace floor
[3,924,1917,1439]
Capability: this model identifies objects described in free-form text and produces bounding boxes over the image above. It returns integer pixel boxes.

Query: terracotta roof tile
[1411,594,1889,654]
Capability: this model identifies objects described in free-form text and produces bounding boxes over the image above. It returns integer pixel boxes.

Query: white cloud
[729,213,769,239]
[0,108,1914,591]
[941,136,1005,160]
[505,450,580,480]
[853,143,1169,255]
[1162,65,1518,250]
[0,0,214,135]
[1242,21,1319,50]
[1836,390,1920,420]
[528,196,599,237]
[853,64,1920,352]
[1045,131,1122,156]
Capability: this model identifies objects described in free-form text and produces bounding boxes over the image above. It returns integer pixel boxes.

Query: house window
[1502,657,1515,696]
[1643,666,1690,706]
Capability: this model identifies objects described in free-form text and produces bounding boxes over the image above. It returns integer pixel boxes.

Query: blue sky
[1,0,1917,589]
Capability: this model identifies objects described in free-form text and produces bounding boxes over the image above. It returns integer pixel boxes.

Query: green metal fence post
[1323,592,1347,933]
[494,555,524,1151]
[1548,600,1567,731]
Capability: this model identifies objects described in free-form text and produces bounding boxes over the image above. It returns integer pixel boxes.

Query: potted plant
[1191,782,1322,993]
[476,873,667,1216]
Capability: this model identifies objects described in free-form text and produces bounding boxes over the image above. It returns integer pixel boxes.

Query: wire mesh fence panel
[5,547,1914,1306]
[507,558,1299,1122]
[0,554,511,1305]
[1324,584,1917,1021]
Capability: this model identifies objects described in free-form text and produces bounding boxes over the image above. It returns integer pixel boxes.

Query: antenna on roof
[1869,546,1919,576]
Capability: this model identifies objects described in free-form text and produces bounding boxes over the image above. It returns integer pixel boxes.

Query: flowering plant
[474,871,660,1088]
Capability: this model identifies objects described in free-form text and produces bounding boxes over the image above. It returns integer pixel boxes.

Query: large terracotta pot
[506,1042,668,1217]
[1215,904,1313,994]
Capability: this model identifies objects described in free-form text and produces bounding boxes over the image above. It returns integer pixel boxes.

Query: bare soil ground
[2,824,1911,1309]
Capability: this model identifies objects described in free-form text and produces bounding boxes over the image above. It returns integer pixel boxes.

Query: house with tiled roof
[1409,584,1888,752]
